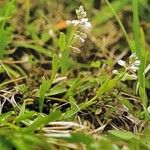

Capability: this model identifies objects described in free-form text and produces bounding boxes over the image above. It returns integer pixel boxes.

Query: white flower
[130,74,137,80]
[66,20,71,25]
[66,5,91,44]
[147,106,150,113]
[115,53,140,81]
[74,34,85,43]
[80,18,91,30]
[130,52,136,58]
[129,65,139,72]
[118,53,140,73]
[70,46,81,53]
[76,5,87,19]
[129,53,140,67]
[118,60,126,67]
[65,5,91,53]
[134,60,140,66]
[112,70,119,74]
[76,31,87,38]
[66,5,91,31]
[66,20,80,27]
[128,53,140,72]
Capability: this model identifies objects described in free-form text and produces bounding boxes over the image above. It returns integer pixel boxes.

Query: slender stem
[132,0,147,108]
[105,0,132,51]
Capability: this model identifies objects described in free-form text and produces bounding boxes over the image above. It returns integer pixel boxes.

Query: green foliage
[0,0,16,58]
[105,0,132,50]
[15,102,36,123]
[59,32,70,75]
[90,60,101,68]
[63,133,94,150]
[21,110,61,133]
[92,0,130,26]
[132,0,148,111]
[47,84,67,96]
[39,77,49,113]
[15,42,53,57]
[39,54,60,112]
[0,0,16,19]
[108,130,150,149]
[80,75,119,109]
[63,96,80,119]
[104,0,149,117]
[0,28,12,58]
[59,32,66,52]
[0,136,14,150]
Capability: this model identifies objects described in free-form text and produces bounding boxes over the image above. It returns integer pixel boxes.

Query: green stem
[105,0,132,50]
[132,0,147,108]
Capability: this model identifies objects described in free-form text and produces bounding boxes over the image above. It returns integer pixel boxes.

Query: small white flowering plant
[57,5,92,75]
[39,5,92,112]
[113,52,140,81]
[66,5,91,52]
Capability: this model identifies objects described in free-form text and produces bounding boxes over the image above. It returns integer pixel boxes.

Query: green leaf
[108,130,135,140]
[91,138,120,150]
[0,16,10,22]
[60,49,70,75]
[80,76,119,109]
[132,0,148,108]
[52,54,60,73]
[105,0,132,51]
[39,77,49,112]
[64,77,82,98]
[0,28,12,58]
[59,32,66,52]
[0,1,16,18]
[15,103,36,123]
[90,60,101,68]
[64,96,80,119]
[21,110,61,133]
[0,111,13,121]
[47,84,67,96]
[96,77,118,98]
[15,111,36,123]
[0,136,14,150]
[15,42,53,57]
[64,133,94,149]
